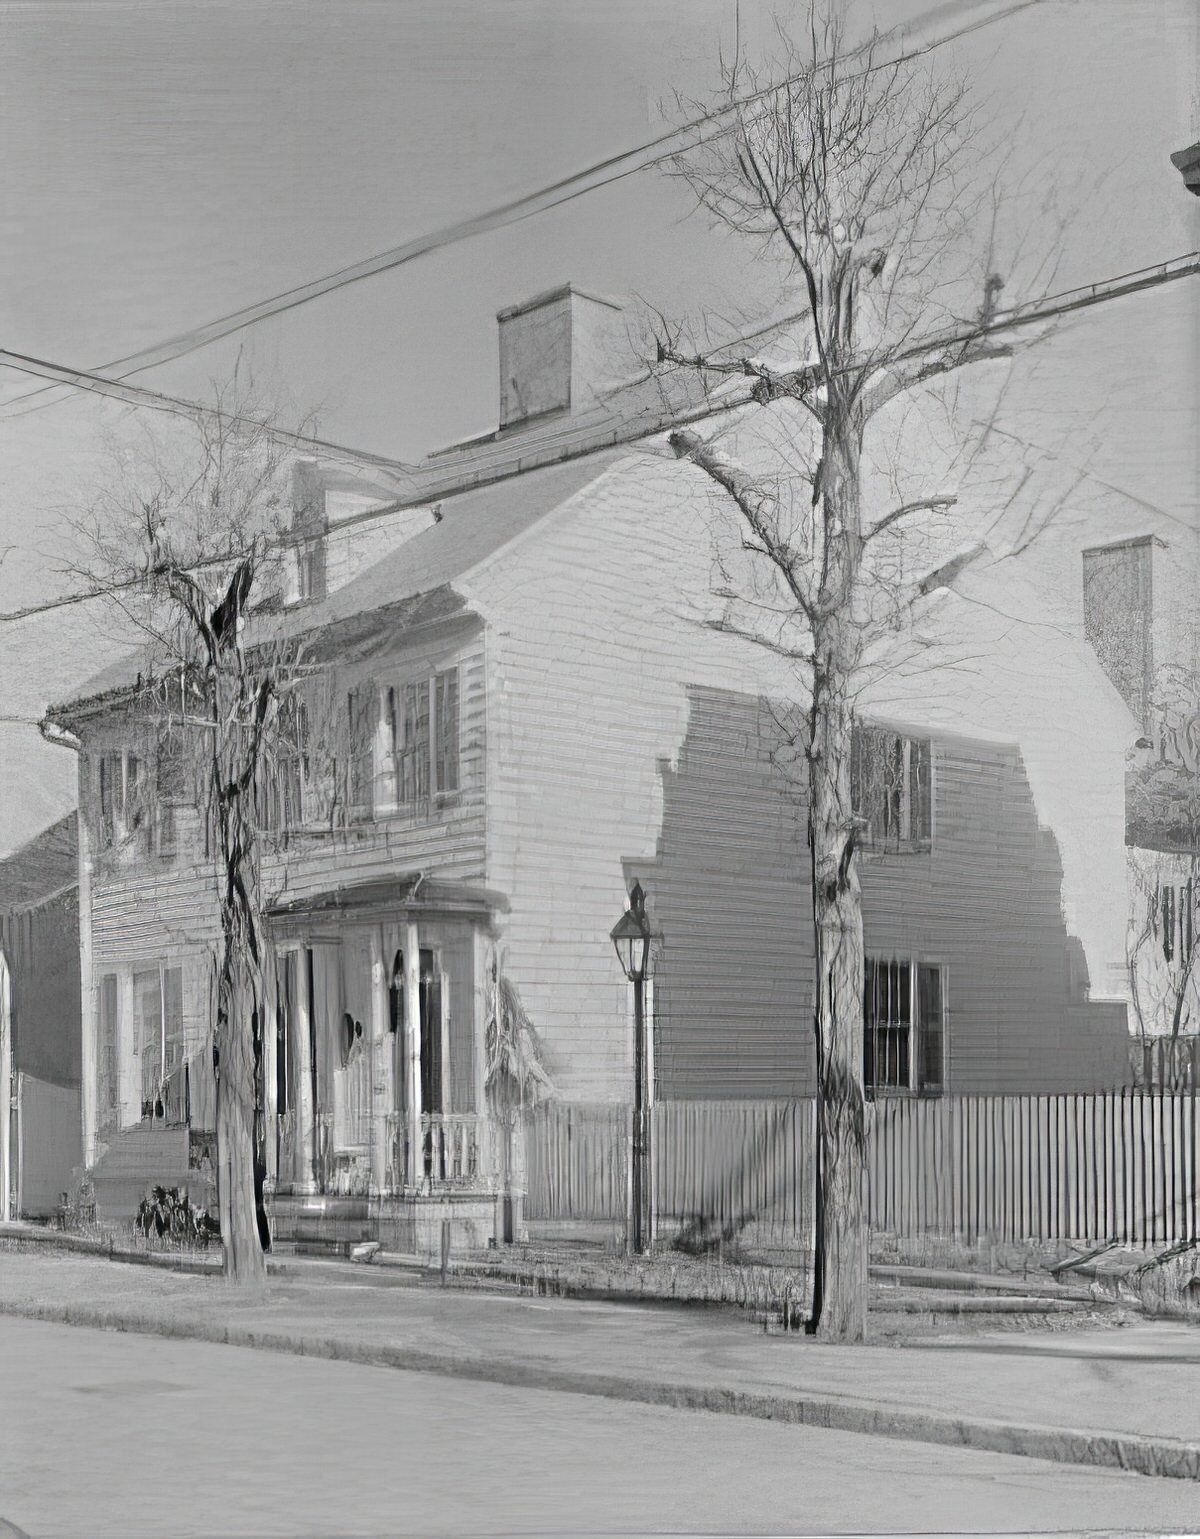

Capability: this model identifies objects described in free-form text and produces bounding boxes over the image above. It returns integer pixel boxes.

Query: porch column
[367,926,391,1195]
[0,952,11,1222]
[471,927,492,1200]
[291,947,317,1193]
[402,916,422,1188]
[261,951,278,1188]
[118,970,138,1127]
[77,767,98,1169]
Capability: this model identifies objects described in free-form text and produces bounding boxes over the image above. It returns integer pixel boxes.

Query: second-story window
[97,749,145,851]
[153,729,187,858]
[851,724,932,852]
[347,686,379,821]
[355,666,462,821]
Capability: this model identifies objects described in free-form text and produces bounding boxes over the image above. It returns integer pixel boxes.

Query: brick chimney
[497,284,624,432]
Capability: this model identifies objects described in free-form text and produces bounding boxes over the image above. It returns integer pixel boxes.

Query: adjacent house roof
[0,813,78,910]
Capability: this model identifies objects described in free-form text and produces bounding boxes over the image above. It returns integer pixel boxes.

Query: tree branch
[866,494,956,540]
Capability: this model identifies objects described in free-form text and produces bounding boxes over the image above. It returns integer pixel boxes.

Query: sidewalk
[1,1243,1198,1482]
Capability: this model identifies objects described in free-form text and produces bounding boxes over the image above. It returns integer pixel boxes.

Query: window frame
[365,665,461,820]
[851,724,933,854]
[863,955,947,1098]
[95,748,147,853]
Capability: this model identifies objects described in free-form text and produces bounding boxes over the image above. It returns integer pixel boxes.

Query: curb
[1,1296,1197,1482]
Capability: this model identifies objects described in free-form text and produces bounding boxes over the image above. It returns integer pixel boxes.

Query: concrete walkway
[1,1244,1198,1481]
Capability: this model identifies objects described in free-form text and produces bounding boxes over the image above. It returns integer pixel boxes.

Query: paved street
[1,1315,1199,1538]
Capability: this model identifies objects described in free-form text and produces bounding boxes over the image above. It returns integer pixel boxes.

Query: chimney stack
[496,284,624,432]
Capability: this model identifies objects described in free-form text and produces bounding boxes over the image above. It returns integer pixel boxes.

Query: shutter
[913,738,932,844]
[917,963,944,1094]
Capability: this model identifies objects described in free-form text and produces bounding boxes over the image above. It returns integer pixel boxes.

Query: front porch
[263,873,506,1254]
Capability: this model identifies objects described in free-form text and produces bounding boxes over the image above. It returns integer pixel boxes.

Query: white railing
[387,1113,483,1189]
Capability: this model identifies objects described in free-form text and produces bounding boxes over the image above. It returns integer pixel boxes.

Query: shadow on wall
[626,686,1130,1101]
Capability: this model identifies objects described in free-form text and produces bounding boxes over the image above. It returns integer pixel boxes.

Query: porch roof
[265,871,507,923]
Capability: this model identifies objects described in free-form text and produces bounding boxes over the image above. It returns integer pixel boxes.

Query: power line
[0,0,1046,424]
[2,242,1196,630]
[0,345,417,479]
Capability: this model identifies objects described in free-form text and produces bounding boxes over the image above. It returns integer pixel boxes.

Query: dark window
[434,669,460,795]
[347,685,378,820]
[852,726,932,851]
[262,696,309,833]
[864,958,945,1096]
[397,680,431,806]
[1083,537,1153,727]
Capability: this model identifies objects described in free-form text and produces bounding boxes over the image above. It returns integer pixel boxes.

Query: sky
[0,0,1197,854]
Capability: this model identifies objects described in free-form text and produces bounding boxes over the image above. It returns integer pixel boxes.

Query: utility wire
[0,346,418,477]
[0,0,1046,424]
[1,242,1196,631]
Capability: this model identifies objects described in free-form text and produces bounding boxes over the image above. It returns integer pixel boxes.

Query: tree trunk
[210,662,269,1289]
[808,615,869,1342]
[807,396,870,1343]
[215,998,266,1286]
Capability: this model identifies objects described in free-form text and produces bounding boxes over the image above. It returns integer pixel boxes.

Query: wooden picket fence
[522,1091,1200,1246]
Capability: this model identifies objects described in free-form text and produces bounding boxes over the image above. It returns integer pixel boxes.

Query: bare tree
[654,8,1059,1340]
[66,378,302,1286]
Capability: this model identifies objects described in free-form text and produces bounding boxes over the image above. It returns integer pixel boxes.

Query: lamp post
[611,880,653,1255]
[1170,143,1200,196]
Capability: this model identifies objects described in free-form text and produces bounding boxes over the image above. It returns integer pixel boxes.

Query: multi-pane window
[863,958,945,1096]
[96,750,144,851]
[153,730,187,857]
[851,725,932,852]
[351,667,461,820]
[347,686,379,821]
[433,669,460,796]
[262,696,310,833]
[1083,537,1153,728]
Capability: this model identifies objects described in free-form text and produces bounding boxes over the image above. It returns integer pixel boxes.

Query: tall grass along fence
[522,1091,1200,1248]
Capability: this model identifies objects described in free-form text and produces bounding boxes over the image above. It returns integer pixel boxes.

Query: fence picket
[520,1092,1199,1249]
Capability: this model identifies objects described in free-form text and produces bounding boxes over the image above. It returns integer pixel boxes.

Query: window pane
[434,669,459,794]
[863,958,912,1092]
[852,727,930,851]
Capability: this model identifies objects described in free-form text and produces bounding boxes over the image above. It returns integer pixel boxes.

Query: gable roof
[50,450,626,717]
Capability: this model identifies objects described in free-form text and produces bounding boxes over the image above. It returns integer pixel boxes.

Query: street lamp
[1171,143,1200,196]
[611,880,654,1254]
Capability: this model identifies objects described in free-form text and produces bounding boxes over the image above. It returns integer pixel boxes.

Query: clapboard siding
[644,688,1129,1099]
[474,460,790,1103]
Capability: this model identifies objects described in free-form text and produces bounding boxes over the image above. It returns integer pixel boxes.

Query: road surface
[1,1314,1197,1537]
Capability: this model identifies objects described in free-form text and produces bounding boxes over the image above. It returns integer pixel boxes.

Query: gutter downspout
[40,721,95,1172]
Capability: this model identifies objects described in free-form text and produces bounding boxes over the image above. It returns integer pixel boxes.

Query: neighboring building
[44,283,1138,1251]
[0,815,82,1219]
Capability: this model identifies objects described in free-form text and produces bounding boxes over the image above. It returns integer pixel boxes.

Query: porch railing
[387,1113,483,1190]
